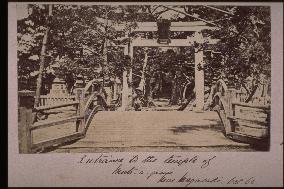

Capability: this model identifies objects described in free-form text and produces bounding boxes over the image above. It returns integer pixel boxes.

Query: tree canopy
[17,4,271,103]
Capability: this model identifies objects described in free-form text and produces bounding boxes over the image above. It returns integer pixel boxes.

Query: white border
[8,2,283,187]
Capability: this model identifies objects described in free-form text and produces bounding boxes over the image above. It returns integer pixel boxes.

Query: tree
[17,5,271,108]
[212,6,271,101]
[34,4,52,107]
[18,5,50,91]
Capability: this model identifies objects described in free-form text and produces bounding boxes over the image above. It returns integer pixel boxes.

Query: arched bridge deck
[54,111,250,152]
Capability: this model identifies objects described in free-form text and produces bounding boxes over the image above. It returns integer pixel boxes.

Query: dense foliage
[17,5,271,104]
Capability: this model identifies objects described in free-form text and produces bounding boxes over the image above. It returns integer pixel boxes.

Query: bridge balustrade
[18,79,106,153]
[209,79,271,147]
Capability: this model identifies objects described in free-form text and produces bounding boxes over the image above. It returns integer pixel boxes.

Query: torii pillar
[121,43,133,111]
[194,31,205,111]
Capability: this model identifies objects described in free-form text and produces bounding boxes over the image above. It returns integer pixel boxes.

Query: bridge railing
[18,80,104,153]
[19,78,122,153]
[37,94,76,106]
[27,101,84,153]
[235,90,247,103]
[235,90,270,105]
[208,79,271,145]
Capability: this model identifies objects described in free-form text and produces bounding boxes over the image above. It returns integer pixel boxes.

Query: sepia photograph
[17,3,271,154]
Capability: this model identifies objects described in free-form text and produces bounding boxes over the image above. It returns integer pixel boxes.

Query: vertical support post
[74,75,85,132]
[140,49,148,95]
[19,107,32,153]
[225,88,236,133]
[75,89,85,132]
[226,88,236,116]
[232,103,236,116]
[194,31,205,111]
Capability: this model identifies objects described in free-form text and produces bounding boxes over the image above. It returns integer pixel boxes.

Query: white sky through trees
[16,4,29,20]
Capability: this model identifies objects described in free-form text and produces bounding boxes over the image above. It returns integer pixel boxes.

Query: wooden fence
[235,90,270,105]
[37,94,76,106]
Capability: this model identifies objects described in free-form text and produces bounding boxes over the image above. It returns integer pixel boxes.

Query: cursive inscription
[112,164,139,175]
[226,176,255,185]
[78,154,124,164]
[76,154,257,187]
[163,155,198,166]
[178,172,222,187]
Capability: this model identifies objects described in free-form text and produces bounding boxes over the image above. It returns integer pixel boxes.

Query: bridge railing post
[225,88,236,132]
[18,107,33,153]
[74,75,85,132]
[18,90,36,153]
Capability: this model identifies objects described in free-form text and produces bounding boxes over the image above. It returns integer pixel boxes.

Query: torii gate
[113,21,219,111]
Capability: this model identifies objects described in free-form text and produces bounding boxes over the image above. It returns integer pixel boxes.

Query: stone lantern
[49,77,68,96]
[75,74,84,88]
[74,74,85,102]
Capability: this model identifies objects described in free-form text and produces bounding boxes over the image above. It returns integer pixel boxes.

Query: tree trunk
[177,77,182,104]
[170,75,178,105]
[177,89,194,111]
[204,84,216,110]
[138,51,148,95]
[149,81,154,102]
[34,5,52,107]
[102,38,107,86]
[182,81,191,101]
[241,79,259,103]
[147,75,157,107]
[128,44,134,109]
[245,84,258,103]
[241,82,251,95]
[102,11,109,87]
